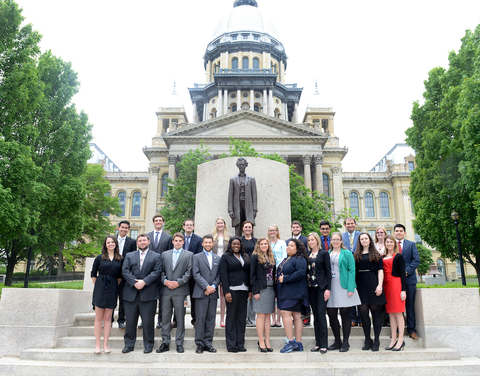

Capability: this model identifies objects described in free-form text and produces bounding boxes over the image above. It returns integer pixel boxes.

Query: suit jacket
[250,254,276,295]
[118,235,137,257]
[228,174,257,227]
[390,253,407,291]
[399,239,420,285]
[147,230,172,255]
[330,248,356,292]
[312,249,332,291]
[219,252,251,294]
[276,256,308,302]
[160,248,193,296]
[342,230,360,252]
[285,235,308,251]
[184,233,203,254]
[122,250,162,302]
[192,251,221,300]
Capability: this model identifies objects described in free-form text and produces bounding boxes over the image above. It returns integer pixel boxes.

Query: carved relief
[302,154,312,165]
[313,154,324,165]
[168,155,177,165]
[148,166,160,174]
[402,189,410,196]
[331,166,341,174]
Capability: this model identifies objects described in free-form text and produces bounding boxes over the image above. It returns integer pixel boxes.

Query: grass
[0,280,84,299]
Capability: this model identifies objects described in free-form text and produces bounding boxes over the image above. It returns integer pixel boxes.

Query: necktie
[349,233,353,248]
[140,251,146,269]
[154,232,159,247]
[185,236,190,251]
[207,252,212,269]
[119,237,124,255]
[398,241,403,254]
[173,250,179,269]
[324,237,329,250]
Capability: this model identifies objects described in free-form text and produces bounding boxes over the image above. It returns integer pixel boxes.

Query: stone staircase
[1,310,480,375]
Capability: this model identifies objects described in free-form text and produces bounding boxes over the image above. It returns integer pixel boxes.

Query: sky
[14,0,480,172]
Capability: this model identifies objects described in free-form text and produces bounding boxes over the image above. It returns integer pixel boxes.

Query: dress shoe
[227,349,238,353]
[238,347,247,352]
[118,322,126,329]
[385,341,397,350]
[176,345,185,353]
[122,346,134,353]
[351,321,358,327]
[372,342,380,352]
[94,348,101,354]
[143,347,153,354]
[266,347,273,352]
[196,345,204,354]
[171,322,177,328]
[156,322,162,329]
[311,346,320,352]
[327,342,342,351]
[392,341,405,351]
[362,339,373,351]
[204,345,217,353]
[339,343,350,352]
[103,347,111,354]
[320,349,327,354]
[410,332,419,340]
[156,343,169,353]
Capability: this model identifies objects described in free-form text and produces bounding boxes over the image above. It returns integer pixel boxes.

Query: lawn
[0,280,84,299]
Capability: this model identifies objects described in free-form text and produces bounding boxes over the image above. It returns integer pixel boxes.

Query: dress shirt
[118,236,126,255]
[203,250,215,289]
[154,230,163,246]
[184,235,191,251]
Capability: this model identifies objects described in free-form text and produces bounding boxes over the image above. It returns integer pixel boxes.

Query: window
[214,64,219,73]
[254,105,260,112]
[380,192,390,217]
[242,34,249,40]
[368,230,376,238]
[102,192,111,216]
[271,63,277,73]
[365,192,375,218]
[349,192,359,217]
[415,233,422,245]
[162,118,169,132]
[242,57,249,70]
[254,34,260,41]
[131,192,141,217]
[161,174,169,197]
[231,34,237,41]
[436,259,445,276]
[322,174,329,196]
[386,230,391,235]
[253,57,259,69]
[408,161,415,171]
[130,230,138,240]
[455,261,461,277]
[231,104,237,112]
[232,57,238,70]
[117,192,126,216]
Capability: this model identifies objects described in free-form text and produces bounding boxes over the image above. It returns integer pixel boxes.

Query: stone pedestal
[424,276,446,286]
[83,257,95,291]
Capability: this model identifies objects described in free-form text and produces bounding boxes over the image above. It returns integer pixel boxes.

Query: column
[302,155,312,191]
[263,89,267,114]
[224,89,229,113]
[331,166,344,220]
[218,89,223,116]
[313,154,324,194]
[168,155,177,181]
[402,189,414,240]
[268,89,274,117]
[206,60,211,83]
[237,88,241,110]
[283,102,288,120]
[250,89,254,110]
[279,61,284,83]
[192,102,198,123]
[146,166,160,232]
[293,102,299,123]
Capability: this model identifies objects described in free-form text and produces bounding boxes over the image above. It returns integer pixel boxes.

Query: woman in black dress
[219,237,251,352]
[241,220,258,326]
[353,232,386,352]
[91,235,123,354]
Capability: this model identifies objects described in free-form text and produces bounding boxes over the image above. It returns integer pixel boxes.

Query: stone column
[313,154,324,194]
[218,89,223,116]
[331,166,344,220]
[302,154,312,191]
[263,89,267,114]
[206,60,211,83]
[224,89,229,113]
[146,166,160,232]
[250,89,254,109]
[168,155,177,181]
[237,89,241,110]
[402,189,414,240]
[293,102,299,123]
[284,102,288,120]
[268,89,274,117]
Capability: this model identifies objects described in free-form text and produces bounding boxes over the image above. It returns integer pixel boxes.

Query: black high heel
[362,339,373,351]
[392,341,405,351]
[385,341,397,350]
[257,341,267,353]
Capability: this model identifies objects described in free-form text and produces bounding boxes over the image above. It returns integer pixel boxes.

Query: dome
[212,2,279,40]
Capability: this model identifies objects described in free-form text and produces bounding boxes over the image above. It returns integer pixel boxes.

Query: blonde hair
[374,226,387,243]
[212,217,230,242]
[384,234,399,256]
[330,232,345,250]
[307,232,321,252]
[267,224,281,240]
[253,238,275,265]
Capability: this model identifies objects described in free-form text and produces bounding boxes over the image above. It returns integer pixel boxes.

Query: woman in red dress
[383,234,407,351]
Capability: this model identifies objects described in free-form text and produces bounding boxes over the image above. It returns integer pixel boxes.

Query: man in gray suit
[147,214,173,328]
[122,234,162,354]
[156,233,193,354]
[192,235,221,354]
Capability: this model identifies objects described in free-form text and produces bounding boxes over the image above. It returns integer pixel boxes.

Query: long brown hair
[102,235,122,261]
[354,232,381,262]
[253,237,274,265]
[384,234,399,257]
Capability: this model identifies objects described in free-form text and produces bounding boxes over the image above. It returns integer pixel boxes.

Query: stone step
[19,347,461,364]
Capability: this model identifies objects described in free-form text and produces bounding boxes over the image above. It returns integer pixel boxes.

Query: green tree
[0,1,92,285]
[406,24,480,285]
[161,145,211,234]
[416,244,434,282]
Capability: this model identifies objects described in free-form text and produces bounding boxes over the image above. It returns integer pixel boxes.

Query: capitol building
[100,0,472,279]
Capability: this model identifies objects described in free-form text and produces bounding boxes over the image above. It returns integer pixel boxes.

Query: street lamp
[450,210,467,286]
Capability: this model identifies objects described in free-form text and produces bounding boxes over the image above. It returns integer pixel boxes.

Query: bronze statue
[228,157,257,237]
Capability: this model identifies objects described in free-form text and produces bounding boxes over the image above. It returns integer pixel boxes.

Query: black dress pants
[308,287,328,348]
[225,290,248,351]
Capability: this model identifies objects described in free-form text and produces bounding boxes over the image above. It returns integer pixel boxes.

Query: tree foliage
[406,24,480,284]
[0,1,92,285]
[416,244,434,282]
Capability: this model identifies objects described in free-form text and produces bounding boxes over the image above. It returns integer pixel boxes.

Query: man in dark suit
[286,220,310,325]
[394,223,420,340]
[121,234,162,354]
[342,217,361,327]
[156,233,193,354]
[192,235,221,354]
[182,219,204,327]
[147,214,173,328]
[116,220,137,329]
[319,220,331,251]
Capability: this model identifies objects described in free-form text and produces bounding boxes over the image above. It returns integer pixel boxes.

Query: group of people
[91,215,420,354]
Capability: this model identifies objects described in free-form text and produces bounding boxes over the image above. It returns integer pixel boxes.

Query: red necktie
[324,238,329,250]
[398,241,402,254]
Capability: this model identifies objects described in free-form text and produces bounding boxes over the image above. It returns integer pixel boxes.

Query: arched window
[322,174,329,196]
[231,104,237,112]
[242,57,249,70]
[253,57,259,69]
[254,105,260,112]
[232,57,238,70]
[117,192,126,216]
[271,63,277,73]
[161,174,169,197]
[131,192,141,217]
[214,64,219,73]
[349,192,359,217]
[365,192,375,217]
[380,192,390,217]
[436,259,445,277]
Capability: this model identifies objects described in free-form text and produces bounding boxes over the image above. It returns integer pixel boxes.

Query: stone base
[424,276,446,286]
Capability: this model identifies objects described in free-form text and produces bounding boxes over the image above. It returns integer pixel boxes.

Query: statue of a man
[228,157,257,237]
